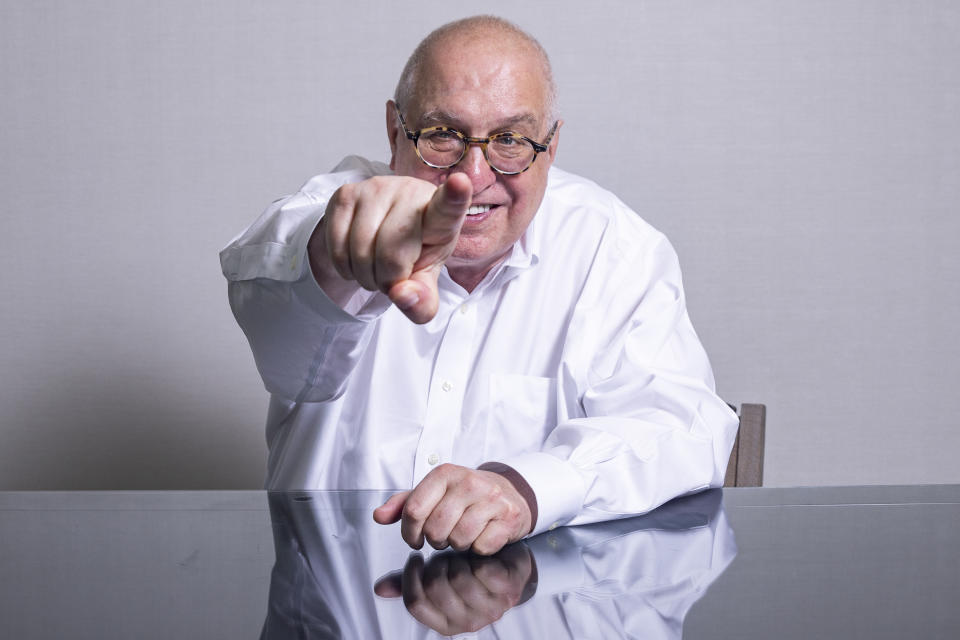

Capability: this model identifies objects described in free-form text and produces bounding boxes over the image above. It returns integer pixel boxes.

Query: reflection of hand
[307,172,472,324]
[373,463,532,555]
[374,543,537,636]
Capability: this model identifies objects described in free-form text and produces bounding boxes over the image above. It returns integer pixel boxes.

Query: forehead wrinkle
[416,108,542,134]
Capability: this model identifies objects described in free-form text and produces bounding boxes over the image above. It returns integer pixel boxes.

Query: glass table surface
[1,485,958,639]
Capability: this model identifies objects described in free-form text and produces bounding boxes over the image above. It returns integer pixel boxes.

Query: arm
[501,235,739,535]
[221,159,472,402]
[220,161,391,402]
[373,218,734,552]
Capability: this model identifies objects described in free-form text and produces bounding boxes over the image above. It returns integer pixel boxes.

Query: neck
[447,256,507,293]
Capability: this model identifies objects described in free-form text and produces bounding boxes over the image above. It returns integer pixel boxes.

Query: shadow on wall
[3,362,266,490]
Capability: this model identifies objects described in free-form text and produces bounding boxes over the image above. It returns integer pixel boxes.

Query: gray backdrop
[2,0,958,489]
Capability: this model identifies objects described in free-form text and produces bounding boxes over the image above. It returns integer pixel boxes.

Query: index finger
[421,172,472,245]
[401,473,452,549]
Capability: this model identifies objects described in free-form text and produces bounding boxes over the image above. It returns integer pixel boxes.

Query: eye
[494,134,522,146]
[423,128,460,141]
[489,134,531,159]
[420,128,463,152]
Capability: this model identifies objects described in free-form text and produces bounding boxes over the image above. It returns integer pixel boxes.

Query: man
[221,16,737,555]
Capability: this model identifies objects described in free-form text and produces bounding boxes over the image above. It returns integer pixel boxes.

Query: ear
[386,100,400,171]
[545,119,563,165]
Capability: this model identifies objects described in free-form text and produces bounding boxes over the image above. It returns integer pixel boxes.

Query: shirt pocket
[484,373,558,459]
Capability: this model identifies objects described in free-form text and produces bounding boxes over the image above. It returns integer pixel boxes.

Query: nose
[454,144,497,194]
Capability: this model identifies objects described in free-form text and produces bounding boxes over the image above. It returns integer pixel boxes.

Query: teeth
[467,204,493,216]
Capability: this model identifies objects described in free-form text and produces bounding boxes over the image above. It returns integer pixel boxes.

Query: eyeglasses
[394,104,558,175]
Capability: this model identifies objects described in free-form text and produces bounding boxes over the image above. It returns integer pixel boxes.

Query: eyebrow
[417,109,541,134]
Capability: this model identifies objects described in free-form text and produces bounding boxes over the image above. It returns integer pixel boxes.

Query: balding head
[394,15,557,123]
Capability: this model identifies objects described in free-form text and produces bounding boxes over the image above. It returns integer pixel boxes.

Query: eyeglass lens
[418,130,536,173]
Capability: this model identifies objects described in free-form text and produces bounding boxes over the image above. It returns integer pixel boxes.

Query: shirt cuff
[490,451,586,537]
[291,244,392,323]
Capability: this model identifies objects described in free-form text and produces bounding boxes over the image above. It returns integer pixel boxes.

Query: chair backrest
[723,403,766,487]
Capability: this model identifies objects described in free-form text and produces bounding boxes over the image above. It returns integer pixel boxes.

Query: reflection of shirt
[262,490,736,640]
[221,156,738,536]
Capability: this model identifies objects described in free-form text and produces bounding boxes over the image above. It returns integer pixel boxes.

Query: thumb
[373,490,411,525]
[421,172,472,245]
[388,174,470,324]
[387,264,442,324]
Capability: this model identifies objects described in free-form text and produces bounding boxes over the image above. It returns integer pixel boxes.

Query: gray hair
[393,15,558,125]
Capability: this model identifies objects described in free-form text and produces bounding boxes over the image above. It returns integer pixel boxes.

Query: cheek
[504,183,541,225]
[395,155,445,185]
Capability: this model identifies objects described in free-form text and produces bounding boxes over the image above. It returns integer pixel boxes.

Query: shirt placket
[413,298,478,484]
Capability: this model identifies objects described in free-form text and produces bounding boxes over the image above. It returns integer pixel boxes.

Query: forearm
[227,273,378,402]
[502,395,737,536]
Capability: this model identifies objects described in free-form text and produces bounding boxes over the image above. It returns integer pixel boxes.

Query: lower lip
[464,205,500,224]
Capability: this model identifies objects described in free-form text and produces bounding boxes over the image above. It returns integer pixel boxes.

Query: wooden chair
[723,403,766,487]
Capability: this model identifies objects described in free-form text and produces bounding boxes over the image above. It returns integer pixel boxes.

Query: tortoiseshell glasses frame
[394,103,558,175]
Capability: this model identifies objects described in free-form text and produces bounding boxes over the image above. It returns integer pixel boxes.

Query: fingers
[374,203,422,287]
[395,465,531,555]
[321,175,464,324]
[447,500,503,552]
[420,172,472,247]
[322,189,358,281]
[324,177,433,285]
[377,550,530,635]
[400,470,452,549]
[372,570,404,598]
[470,520,518,556]
[373,490,410,525]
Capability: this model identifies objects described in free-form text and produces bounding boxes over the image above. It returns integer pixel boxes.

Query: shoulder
[535,166,669,263]
[297,155,393,200]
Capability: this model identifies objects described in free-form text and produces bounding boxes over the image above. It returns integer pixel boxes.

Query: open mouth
[467,204,494,216]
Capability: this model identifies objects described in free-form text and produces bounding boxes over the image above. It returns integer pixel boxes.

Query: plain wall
[2,0,958,489]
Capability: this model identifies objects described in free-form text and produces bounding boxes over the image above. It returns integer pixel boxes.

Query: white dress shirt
[221,156,738,536]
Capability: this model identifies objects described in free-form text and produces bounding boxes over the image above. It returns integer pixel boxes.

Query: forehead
[409,38,549,130]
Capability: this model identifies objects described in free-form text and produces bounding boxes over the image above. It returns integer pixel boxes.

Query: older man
[221,16,737,554]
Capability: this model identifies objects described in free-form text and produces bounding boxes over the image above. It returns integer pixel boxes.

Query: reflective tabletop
[1,485,958,639]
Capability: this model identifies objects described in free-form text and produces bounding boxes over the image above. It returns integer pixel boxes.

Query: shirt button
[459,303,470,315]
[427,453,440,465]
[441,380,453,392]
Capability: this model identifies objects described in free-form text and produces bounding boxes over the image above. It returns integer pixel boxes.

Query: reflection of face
[388,37,561,287]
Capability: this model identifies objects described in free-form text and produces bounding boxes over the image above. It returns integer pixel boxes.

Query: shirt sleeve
[219,158,392,402]
[496,230,739,537]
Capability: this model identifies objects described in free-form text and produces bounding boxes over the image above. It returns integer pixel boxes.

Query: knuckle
[461,473,483,493]
[421,520,441,541]
[377,255,409,283]
[504,501,522,522]
[407,601,432,620]
[432,463,458,480]
[331,184,357,208]
[472,536,503,556]
[449,535,471,552]
[403,498,428,522]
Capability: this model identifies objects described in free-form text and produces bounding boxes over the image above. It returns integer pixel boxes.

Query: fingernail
[394,288,419,310]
